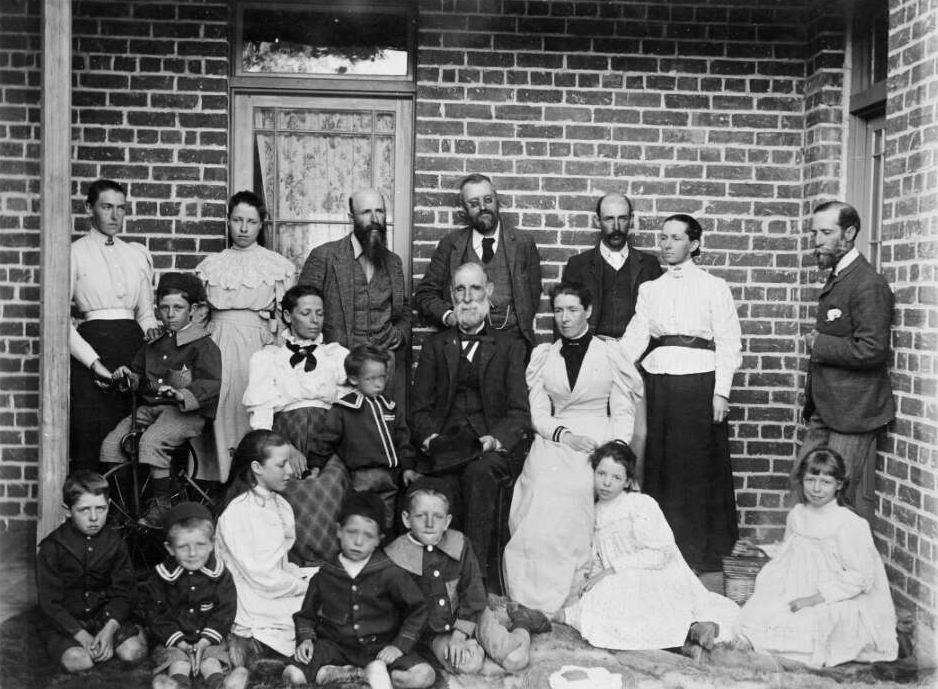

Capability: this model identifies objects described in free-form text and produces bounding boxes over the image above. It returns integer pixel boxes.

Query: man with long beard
[795,201,895,519]
[299,188,410,403]
[414,174,542,352]
[410,262,530,590]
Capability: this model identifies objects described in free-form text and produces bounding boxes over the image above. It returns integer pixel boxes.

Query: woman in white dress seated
[503,282,643,615]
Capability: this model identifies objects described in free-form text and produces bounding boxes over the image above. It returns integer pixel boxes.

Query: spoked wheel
[102,461,166,577]
[169,442,220,510]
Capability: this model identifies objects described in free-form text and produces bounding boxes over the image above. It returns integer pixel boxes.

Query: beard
[814,240,847,270]
[454,298,489,331]
[470,209,498,235]
[354,221,388,270]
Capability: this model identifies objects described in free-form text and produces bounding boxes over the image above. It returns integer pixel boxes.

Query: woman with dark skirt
[69,179,161,472]
[619,214,742,572]
[242,284,351,563]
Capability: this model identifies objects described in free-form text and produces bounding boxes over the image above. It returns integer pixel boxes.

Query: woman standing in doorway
[619,214,742,572]
[196,191,296,481]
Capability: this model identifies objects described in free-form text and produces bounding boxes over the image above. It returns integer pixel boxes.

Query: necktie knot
[285,341,318,372]
[481,237,495,264]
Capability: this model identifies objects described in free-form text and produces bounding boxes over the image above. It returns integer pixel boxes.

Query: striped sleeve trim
[551,426,569,443]
[165,631,185,648]
[200,627,223,644]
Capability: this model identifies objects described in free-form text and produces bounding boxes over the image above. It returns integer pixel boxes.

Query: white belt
[83,308,135,321]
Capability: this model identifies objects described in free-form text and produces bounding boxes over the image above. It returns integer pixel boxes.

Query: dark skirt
[70,320,144,472]
[274,407,349,564]
[644,371,738,571]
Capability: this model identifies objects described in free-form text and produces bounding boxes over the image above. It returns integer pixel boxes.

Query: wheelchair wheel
[102,462,165,577]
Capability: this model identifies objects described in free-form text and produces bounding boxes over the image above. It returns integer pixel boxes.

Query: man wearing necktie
[414,174,542,352]
[797,202,895,519]
[410,262,530,588]
[69,179,161,472]
[298,188,410,409]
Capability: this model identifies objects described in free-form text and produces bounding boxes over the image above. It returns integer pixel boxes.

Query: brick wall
[0,0,230,526]
[413,0,811,541]
[0,0,41,523]
[876,0,938,631]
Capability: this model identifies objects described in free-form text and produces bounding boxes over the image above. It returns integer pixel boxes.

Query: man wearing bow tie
[798,202,895,519]
[410,262,530,586]
[414,174,542,352]
[298,188,410,407]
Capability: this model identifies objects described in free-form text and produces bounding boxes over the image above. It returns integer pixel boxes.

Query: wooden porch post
[38,0,72,540]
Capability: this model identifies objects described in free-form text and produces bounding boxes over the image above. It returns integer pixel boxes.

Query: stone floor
[1,524,933,689]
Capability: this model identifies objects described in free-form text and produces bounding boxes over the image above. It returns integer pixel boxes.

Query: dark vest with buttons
[464,239,517,331]
[444,343,486,437]
[350,260,393,349]
[594,258,633,339]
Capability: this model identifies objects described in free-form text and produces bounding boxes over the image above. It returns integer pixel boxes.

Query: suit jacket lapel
[332,237,357,337]
[450,228,472,274]
[627,247,645,291]
[476,337,495,393]
[443,331,461,412]
[502,221,518,273]
[819,255,864,299]
[587,248,603,329]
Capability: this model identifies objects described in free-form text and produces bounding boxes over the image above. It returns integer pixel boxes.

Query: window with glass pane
[240,4,412,77]
[252,106,397,271]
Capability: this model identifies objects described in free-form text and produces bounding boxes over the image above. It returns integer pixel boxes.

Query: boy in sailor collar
[142,502,245,689]
[308,343,419,532]
[385,478,533,676]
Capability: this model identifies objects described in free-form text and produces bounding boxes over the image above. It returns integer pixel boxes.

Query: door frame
[230,92,415,281]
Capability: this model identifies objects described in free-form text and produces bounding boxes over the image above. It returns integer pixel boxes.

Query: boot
[506,602,552,634]
[139,495,172,529]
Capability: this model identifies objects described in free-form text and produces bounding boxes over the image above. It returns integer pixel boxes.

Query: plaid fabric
[282,455,349,564]
[272,406,328,460]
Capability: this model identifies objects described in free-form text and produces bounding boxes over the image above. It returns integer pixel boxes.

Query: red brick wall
[877,0,938,631]
[413,0,811,541]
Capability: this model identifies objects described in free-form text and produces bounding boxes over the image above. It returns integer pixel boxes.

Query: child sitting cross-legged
[308,343,420,533]
[100,272,222,529]
[142,502,248,689]
[385,478,533,677]
[283,492,436,689]
[36,470,148,673]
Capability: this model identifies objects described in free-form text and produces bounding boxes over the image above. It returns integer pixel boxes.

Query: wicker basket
[722,555,768,604]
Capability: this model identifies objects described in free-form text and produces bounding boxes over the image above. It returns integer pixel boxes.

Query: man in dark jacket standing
[561,192,663,339]
[799,201,895,519]
[414,174,542,351]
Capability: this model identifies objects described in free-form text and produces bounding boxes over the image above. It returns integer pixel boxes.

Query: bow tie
[459,332,491,343]
[105,237,114,246]
[668,266,684,279]
[285,341,318,372]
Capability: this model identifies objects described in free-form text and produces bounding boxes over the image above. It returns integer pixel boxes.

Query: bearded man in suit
[298,188,410,404]
[798,201,895,519]
[410,262,530,587]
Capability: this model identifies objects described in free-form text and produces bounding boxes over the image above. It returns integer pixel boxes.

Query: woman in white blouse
[242,284,351,563]
[619,214,742,572]
[70,179,160,471]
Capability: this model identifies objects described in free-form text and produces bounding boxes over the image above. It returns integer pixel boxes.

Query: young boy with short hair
[385,478,533,676]
[308,343,419,531]
[36,470,148,672]
[100,272,222,528]
[283,492,435,689]
[142,502,247,689]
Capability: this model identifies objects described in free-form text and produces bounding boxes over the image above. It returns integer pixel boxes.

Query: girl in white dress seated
[215,430,317,680]
[734,448,898,668]
[510,441,739,654]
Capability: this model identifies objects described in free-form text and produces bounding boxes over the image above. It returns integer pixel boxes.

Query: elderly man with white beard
[410,262,530,590]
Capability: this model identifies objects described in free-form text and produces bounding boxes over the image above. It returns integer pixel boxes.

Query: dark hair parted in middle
[663,213,703,258]
[279,284,324,325]
[549,280,593,311]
